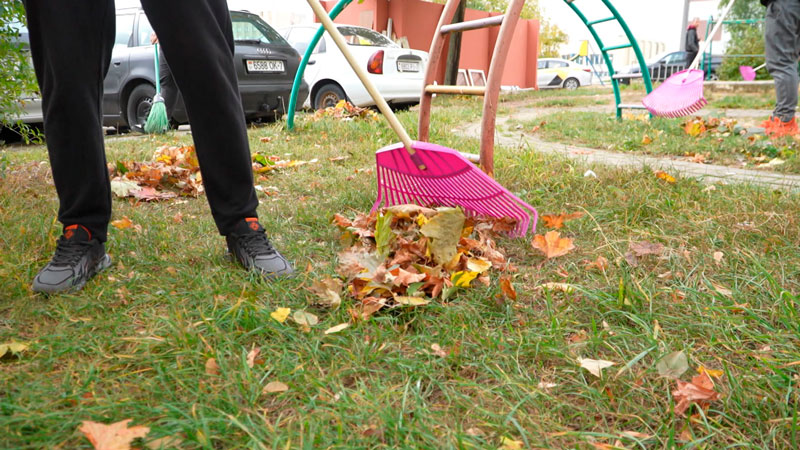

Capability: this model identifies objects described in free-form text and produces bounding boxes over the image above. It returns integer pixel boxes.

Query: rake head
[739,65,756,81]
[372,141,538,237]
[642,69,708,118]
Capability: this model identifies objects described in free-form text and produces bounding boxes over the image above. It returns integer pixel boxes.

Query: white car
[536,58,593,90]
[280,25,429,109]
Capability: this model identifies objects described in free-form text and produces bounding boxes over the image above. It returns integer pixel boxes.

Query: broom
[642,0,735,118]
[306,0,537,236]
[144,43,169,134]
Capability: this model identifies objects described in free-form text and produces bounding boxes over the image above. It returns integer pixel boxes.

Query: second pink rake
[307,0,537,237]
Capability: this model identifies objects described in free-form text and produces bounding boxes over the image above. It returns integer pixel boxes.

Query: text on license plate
[246,59,285,73]
[397,61,420,72]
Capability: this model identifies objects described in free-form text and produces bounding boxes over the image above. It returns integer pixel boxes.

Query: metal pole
[680,0,690,51]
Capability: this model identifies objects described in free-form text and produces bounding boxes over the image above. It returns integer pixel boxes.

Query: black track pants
[24,0,259,242]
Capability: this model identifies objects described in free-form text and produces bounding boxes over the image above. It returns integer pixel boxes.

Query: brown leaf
[263,381,289,394]
[531,231,575,259]
[391,267,426,287]
[205,358,220,376]
[585,255,609,271]
[308,277,343,308]
[246,347,261,368]
[430,343,448,358]
[497,276,516,300]
[629,241,664,257]
[79,419,150,450]
[145,435,183,450]
[541,212,584,229]
[672,371,721,416]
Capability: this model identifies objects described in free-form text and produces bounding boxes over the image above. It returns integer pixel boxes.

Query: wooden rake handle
[305,0,426,170]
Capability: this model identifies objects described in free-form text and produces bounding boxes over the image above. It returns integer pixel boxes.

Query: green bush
[0,1,39,143]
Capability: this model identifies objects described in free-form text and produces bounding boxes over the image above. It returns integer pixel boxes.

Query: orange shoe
[760,116,780,135]
[772,117,798,138]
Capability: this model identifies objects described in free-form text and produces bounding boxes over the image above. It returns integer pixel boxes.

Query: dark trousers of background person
[23,0,259,243]
[685,52,698,70]
[158,47,183,120]
[765,0,800,122]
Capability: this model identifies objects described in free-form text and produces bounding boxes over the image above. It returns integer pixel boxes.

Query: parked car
[279,24,428,110]
[7,9,308,132]
[536,58,593,90]
[617,51,723,84]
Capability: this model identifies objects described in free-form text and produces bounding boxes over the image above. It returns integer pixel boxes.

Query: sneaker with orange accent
[32,225,111,294]
[772,117,798,138]
[226,218,294,279]
[760,116,780,135]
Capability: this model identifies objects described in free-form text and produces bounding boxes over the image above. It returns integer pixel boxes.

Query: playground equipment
[307,0,539,236]
[642,0,735,117]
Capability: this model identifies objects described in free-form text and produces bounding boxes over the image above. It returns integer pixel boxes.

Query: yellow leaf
[466,258,492,273]
[394,296,430,306]
[642,134,653,145]
[79,419,150,450]
[697,366,724,378]
[262,381,289,394]
[537,282,574,293]
[270,307,291,323]
[0,342,28,358]
[500,436,524,449]
[655,170,676,184]
[111,216,133,230]
[451,271,479,287]
[324,323,350,335]
[420,207,465,265]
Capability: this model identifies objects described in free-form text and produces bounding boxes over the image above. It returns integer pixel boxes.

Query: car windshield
[338,26,396,47]
[231,13,288,45]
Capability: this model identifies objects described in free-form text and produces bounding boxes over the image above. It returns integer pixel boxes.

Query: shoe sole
[33,254,112,294]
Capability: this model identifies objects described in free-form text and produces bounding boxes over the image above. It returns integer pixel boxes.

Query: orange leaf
[205,358,220,376]
[585,255,609,271]
[499,276,517,301]
[111,216,133,230]
[672,371,721,416]
[541,212,584,229]
[79,419,150,450]
[390,267,426,287]
[531,231,575,259]
[642,134,653,145]
[655,170,676,184]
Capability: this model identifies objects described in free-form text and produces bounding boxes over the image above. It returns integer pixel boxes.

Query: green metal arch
[563,0,653,118]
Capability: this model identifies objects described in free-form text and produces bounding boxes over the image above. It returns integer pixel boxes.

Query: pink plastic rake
[739,63,766,81]
[307,0,537,237]
[642,0,735,117]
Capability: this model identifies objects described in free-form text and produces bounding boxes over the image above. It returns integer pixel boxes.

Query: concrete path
[463,105,800,192]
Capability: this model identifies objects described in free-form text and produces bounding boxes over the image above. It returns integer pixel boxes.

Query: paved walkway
[463,105,800,192]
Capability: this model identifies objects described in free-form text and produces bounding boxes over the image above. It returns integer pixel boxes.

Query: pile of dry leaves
[110,145,202,201]
[682,116,737,137]
[312,99,379,122]
[312,205,517,320]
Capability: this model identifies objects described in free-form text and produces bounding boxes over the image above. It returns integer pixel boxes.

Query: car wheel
[126,83,156,132]
[563,77,580,90]
[314,83,346,110]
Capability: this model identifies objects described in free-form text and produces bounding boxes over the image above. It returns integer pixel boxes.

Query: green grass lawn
[1,94,799,449]
[524,110,800,174]
[708,95,776,110]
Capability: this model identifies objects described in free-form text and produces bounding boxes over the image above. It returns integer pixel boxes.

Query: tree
[0,1,39,143]
[430,0,567,57]
[717,0,766,81]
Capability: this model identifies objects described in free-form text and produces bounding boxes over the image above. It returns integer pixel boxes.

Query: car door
[103,12,135,122]
[285,26,324,88]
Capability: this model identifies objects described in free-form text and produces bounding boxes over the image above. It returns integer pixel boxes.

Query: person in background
[760,0,799,137]
[685,18,700,70]
[25,0,294,294]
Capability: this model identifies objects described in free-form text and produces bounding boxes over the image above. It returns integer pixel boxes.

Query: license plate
[397,61,420,73]
[246,59,284,73]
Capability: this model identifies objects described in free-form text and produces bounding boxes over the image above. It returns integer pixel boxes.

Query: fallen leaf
[263,381,289,394]
[110,179,140,198]
[654,170,676,184]
[292,310,319,328]
[713,251,724,265]
[629,241,664,257]
[673,371,721,415]
[375,212,395,259]
[531,231,575,259]
[394,296,430,306]
[697,366,724,378]
[499,276,517,301]
[642,134,653,145]
[430,343,448,358]
[451,270,479,288]
[579,357,616,377]
[541,212,584,229]
[620,431,652,440]
[711,282,733,298]
[309,278,342,308]
[683,119,706,137]
[324,323,350,335]
[246,347,261,368]
[328,156,349,162]
[466,258,492,273]
[585,255,609,271]
[420,207,465,265]
[537,282,574,293]
[0,342,28,358]
[499,436,524,450]
[205,358,220,376]
[111,217,133,230]
[656,351,688,379]
[391,267,426,286]
[537,381,557,389]
[145,435,183,450]
[79,419,150,450]
[270,307,291,323]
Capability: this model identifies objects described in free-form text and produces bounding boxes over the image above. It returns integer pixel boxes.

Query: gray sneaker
[226,218,294,279]
[32,225,111,294]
